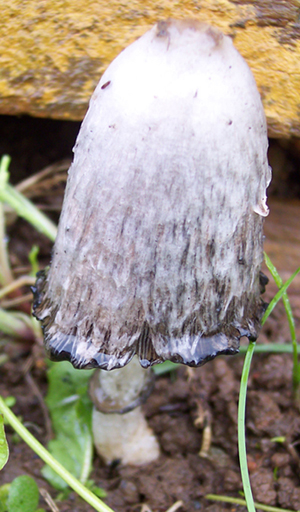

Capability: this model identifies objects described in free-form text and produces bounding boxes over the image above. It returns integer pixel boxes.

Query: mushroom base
[92,407,160,466]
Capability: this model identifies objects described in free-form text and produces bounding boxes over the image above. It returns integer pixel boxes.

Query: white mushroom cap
[33,20,271,370]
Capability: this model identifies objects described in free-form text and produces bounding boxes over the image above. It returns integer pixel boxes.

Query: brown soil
[2,334,300,512]
[0,115,300,512]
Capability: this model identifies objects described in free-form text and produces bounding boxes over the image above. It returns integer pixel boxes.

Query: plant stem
[0,396,115,512]
[205,494,297,512]
[238,340,256,512]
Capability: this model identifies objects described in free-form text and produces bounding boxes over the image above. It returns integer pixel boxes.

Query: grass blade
[0,155,57,242]
[206,493,297,512]
[263,253,299,391]
[261,265,300,326]
[0,397,114,512]
[238,340,256,512]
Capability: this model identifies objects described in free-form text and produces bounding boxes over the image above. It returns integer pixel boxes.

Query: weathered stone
[0,0,299,138]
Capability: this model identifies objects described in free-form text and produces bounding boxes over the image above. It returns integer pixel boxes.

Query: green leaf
[7,476,39,512]
[3,398,16,409]
[42,362,95,490]
[86,482,107,499]
[0,415,9,470]
[0,484,10,512]
[152,360,179,375]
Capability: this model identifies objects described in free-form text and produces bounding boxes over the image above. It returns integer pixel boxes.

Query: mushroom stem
[89,357,160,465]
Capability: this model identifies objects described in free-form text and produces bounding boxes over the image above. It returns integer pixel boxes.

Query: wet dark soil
[2,336,300,512]
[0,115,300,512]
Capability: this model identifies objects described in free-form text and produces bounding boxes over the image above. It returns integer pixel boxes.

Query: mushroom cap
[33,20,271,370]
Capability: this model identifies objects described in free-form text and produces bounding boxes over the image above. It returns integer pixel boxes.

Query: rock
[0,1,299,138]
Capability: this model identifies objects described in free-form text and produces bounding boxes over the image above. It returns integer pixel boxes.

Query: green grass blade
[0,155,57,242]
[206,493,297,512]
[261,265,300,326]
[0,184,57,242]
[238,340,256,512]
[264,253,299,391]
[0,397,114,512]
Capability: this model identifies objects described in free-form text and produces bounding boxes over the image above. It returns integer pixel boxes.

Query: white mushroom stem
[89,357,160,465]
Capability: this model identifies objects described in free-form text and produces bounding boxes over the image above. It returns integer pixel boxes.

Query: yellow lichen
[0,0,299,137]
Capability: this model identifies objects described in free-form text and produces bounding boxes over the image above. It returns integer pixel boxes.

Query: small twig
[24,372,53,442]
[1,293,33,308]
[285,441,300,467]
[166,501,184,512]
[12,265,32,276]
[23,422,43,434]
[40,488,60,512]
[139,501,184,512]
[15,159,70,195]
[193,400,212,458]
[199,422,212,458]
[0,276,35,300]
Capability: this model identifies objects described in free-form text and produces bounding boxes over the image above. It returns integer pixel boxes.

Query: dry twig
[40,488,60,512]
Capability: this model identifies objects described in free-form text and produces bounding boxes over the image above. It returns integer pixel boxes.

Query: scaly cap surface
[33,20,271,370]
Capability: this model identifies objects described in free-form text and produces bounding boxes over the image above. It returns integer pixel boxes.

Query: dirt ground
[0,115,300,512]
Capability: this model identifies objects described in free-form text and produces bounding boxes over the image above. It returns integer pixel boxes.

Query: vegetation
[0,155,299,512]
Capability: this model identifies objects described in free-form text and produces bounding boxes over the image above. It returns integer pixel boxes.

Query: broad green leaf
[42,362,95,490]
[7,476,39,512]
[0,484,10,512]
[0,415,9,470]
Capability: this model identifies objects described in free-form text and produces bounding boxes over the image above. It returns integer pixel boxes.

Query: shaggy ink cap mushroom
[33,19,271,371]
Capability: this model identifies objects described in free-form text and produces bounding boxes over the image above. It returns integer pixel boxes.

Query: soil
[0,115,300,512]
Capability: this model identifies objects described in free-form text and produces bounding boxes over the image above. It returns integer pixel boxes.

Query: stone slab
[0,0,299,138]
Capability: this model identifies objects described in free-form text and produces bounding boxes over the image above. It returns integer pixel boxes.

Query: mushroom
[33,19,271,465]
